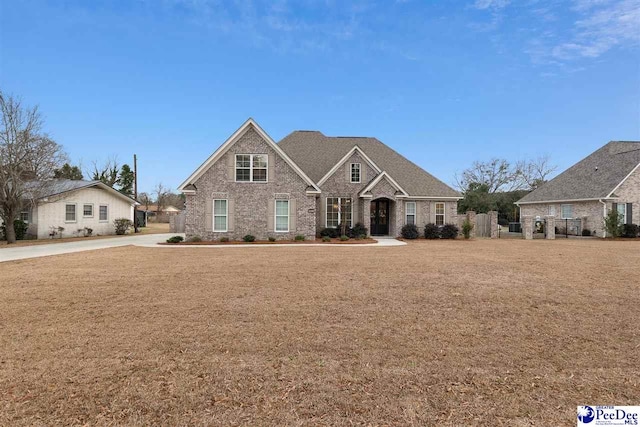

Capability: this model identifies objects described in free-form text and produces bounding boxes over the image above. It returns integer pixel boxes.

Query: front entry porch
[370,198,393,236]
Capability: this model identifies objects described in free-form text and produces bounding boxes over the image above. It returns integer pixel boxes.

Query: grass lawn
[1,239,638,425]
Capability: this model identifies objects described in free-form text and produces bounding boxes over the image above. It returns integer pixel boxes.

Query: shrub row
[401,223,459,239]
[319,223,368,239]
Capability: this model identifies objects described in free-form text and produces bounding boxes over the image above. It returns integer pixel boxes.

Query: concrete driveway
[0,233,178,263]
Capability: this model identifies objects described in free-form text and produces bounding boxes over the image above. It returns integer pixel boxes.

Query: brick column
[466,211,477,238]
[363,199,371,236]
[488,210,499,239]
[523,216,534,240]
[545,215,555,239]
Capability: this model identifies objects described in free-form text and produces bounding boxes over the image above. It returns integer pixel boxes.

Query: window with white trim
[561,204,573,219]
[99,205,108,221]
[213,199,228,231]
[275,200,289,232]
[326,197,352,228]
[83,204,93,217]
[350,163,361,183]
[405,202,416,225]
[617,203,627,224]
[65,204,77,222]
[235,154,267,182]
[435,202,445,226]
[19,209,30,223]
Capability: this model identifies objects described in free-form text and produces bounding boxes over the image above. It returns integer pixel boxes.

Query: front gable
[318,148,380,194]
[178,118,319,194]
[360,172,408,200]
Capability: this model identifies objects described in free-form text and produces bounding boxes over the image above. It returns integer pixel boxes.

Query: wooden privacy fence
[476,213,491,237]
[170,212,186,233]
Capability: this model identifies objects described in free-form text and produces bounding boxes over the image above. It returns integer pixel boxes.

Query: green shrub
[319,227,339,238]
[243,234,255,242]
[462,219,473,239]
[603,209,623,238]
[187,236,202,242]
[113,218,132,235]
[424,223,440,239]
[441,224,459,239]
[295,235,305,241]
[1,219,28,241]
[351,223,368,238]
[401,223,419,239]
[322,236,331,242]
[220,237,229,242]
[339,235,349,241]
[268,236,276,242]
[581,228,592,237]
[166,235,184,244]
[622,224,639,238]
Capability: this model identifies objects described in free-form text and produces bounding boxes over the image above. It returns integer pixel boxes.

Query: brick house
[516,141,640,237]
[178,118,460,240]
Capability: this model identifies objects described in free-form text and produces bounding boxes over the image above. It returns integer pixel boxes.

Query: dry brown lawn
[1,239,638,426]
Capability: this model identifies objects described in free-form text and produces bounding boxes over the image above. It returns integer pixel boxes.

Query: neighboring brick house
[178,118,461,240]
[516,141,640,237]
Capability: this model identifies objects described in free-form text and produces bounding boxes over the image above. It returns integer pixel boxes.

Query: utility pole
[133,154,139,233]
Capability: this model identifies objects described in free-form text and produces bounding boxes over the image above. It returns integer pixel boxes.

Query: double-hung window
[65,204,77,222]
[405,202,416,225]
[99,205,108,221]
[617,203,627,224]
[19,209,30,223]
[213,199,228,232]
[435,202,445,226]
[350,163,361,183]
[326,197,352,228]
[235,154,267,182]
[83,204,93,218]
[561,204,573,219]
[275,200,289,232]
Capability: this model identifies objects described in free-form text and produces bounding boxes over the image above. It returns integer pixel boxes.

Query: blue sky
[1,0,638,194]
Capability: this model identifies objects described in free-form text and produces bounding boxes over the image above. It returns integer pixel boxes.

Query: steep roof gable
[278,131,460,198]
[518,141,640,204]
[178,118,320,193]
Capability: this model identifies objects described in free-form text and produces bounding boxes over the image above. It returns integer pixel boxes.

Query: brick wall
[611,166,640,225]
[520,201,604,237]
[186,127,316,241]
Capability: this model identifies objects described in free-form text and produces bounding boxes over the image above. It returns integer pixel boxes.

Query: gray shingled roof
[518,141,640,203]
[25,179,137,203]
[278,131,460,197]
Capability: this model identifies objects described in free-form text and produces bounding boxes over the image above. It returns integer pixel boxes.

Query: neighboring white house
[19,180,138,239]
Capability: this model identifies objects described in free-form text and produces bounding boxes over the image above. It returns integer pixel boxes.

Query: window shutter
[430,202,436,224]
[415,202,420,226]
[289,198,297,231]
[320,197,326,228]
[352,199,358,225]
[612,202,617,220]
[362,165,366,184]
[627,203,633,225]
[228,199,235,231]
[268,153,275,182]
[267,199,275,232]
[346,163,351,182]
[228,153,235,181]
[205,199,213,232]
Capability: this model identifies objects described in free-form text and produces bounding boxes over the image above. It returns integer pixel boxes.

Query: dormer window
[236,154,268,182]
[350,163,361,183]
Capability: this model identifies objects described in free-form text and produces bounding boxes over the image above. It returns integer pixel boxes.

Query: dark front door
[370,199,389,235]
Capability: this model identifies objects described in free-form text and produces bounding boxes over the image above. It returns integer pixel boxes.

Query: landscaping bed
[161,237,378,245]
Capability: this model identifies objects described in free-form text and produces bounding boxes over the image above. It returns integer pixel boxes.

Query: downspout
[599,199,607,238]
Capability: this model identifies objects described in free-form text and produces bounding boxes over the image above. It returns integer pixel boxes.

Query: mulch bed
[161,238,378,245]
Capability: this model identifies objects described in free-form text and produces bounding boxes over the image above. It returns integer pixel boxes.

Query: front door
[370,200,389,235]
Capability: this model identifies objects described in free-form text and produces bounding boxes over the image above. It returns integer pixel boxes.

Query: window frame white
[19,209,30,224]
[326,197,353,228]
[83,203,94,218]
[435,202,445,226]
[275,200,290,233]
[65,204,77,223]
[350,163,361,183]
[235,154,268,183]
[213,199,228,232]
[405,201,416,225]
[99,205,109,222]
[561,204,573,219]
[617,203,627,224]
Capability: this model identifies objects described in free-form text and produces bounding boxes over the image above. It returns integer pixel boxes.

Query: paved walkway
[0,235,405,263]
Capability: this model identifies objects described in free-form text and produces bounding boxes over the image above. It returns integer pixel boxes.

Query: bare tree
[0,91,67,243]
[90,156,119,188]
[515,155,557,190]
[138,192,152,211]
[153,182,170,215]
